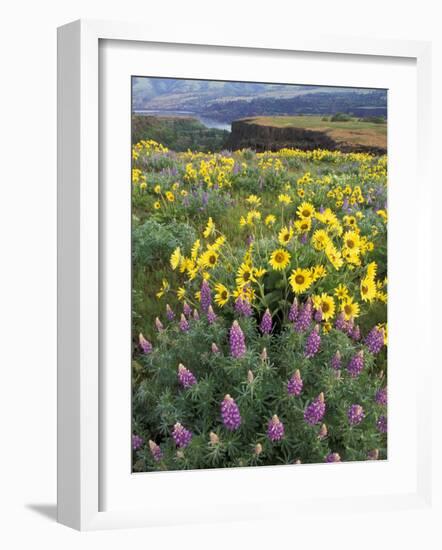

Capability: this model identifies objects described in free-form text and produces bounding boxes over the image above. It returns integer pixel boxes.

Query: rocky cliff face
[225,119,386,154]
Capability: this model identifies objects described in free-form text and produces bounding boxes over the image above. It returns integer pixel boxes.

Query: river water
[133,110,231,132]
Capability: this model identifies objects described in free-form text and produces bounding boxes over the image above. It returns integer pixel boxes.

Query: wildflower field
[131,139,388,471]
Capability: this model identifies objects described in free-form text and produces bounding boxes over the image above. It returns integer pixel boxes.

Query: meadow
[131,139,388,471]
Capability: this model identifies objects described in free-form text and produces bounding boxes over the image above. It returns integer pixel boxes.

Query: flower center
[295,275,305,285]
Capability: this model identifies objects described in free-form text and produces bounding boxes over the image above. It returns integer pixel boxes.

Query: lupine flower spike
[229,320,246,358]
[260,308,272,334]
[132,434,143,451]
[166,304,175,321]
[304,392,326,425]
[177,363,196,388]
[347,350,364,377]
[139,333,152,354]
[267,415,285,441]
[148,440,163,461]
[287,369,303,396]
[179,313,189,332]
[207,305,217,324]
[221,394,242,430]
[304,325,321,358]
[172,422,192,448]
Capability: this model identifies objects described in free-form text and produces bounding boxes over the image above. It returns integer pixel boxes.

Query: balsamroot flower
[132,434,144,451]
[155,317,164,332]
[207,305,217,324]
[148,440,163,462]
[365,326,385,354]
[304,325,321,358]
[267,415,285,441]
[138,333,152,354]
[331,350,341,370]
[288,298,299,322]
[172,422,192,448]
[234,296,252,317]
[221,394,241,430]
[347,404,365,425]
[179,313,189,332]
[304,392,326,425]
[295,299,313,333]
[325,452,341,463]
[377,415,388,433]
[178,363,196,388]
[229,320,246,358]
[287,369,303,396]
[166,304,175,321]
[347,350,364,377]
[183,301,192,317]
[375,387,388,406]
[260,308,272,334]
[200,280,212,312]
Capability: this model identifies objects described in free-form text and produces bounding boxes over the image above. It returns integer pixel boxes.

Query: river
[133,110,231,132]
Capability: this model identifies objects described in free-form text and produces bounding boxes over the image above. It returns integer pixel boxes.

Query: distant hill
[132,77,387,122]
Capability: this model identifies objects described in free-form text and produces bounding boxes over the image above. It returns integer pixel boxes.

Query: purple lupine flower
[267,415,285,442]
[288,298,299,322]
[183,302,192,317]
[260,308,272,334]
[220,394,241,431]
[287,369,303,396]
[172,422,192,448]
[347,350,364,377]
[347,404,365,425]
[179,313,189,332]
[304,325,321,358]
[193,308,200,321]
[304,392,326,425]
[365,326,385,354]
[375,387,388,406]
[207,305,217,324]
[331,350,342,370]
[139,333,152,354]
[200,280,212,312]
[325,452,341,463]
[335,312,348,332]
[148,440,163,462]
[318,423,328,439]
[132,434,144,451]
[211,342,220,354]
[367,449,380,460]
[295,299,313,333]
[166,304,175,321]
[155,317,164,332]
[351,325,361,341]
[314,308,323,322]
[178,363,197,388]
[234,296,253,317]
[229,320,246,358]
[377,415,388,433]
[246,235,254,247]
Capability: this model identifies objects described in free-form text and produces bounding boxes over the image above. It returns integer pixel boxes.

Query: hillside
[132,114,229,152]
[226,116,387,154]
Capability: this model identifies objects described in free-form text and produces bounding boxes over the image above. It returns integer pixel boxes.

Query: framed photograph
[57,19,432,530]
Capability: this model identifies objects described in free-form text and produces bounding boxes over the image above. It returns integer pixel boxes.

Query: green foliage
[330,112,353,122]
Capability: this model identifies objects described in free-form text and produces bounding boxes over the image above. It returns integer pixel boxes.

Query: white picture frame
[57,19,433,531]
